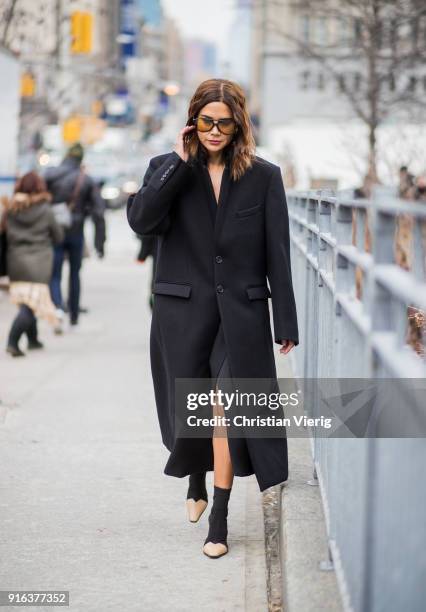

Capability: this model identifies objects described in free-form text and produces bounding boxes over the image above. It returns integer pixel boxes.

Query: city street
[0,211,267,611]
[2,0,425,608]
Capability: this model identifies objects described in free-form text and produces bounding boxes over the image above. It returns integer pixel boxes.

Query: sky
[161,0,235,60]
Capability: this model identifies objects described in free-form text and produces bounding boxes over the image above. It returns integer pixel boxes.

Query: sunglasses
[192,115,237,136]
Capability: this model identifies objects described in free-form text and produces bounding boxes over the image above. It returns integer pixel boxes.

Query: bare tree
[0,0,19,47]
[259,0,426,181]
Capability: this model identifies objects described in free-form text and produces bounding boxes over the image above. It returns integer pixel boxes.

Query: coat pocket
[246,285,271,300]
[235,203,262,218]
[153,281,192,298]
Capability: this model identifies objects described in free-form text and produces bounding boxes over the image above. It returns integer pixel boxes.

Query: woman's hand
[174,125,196,162]
[279,340,296,355]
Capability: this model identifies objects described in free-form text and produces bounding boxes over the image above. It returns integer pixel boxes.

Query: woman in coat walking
[127,79,299,558]
[3,171,63,356]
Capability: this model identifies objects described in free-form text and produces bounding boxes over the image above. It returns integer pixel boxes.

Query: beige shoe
[202,541,229,559]
[186,498,208,523]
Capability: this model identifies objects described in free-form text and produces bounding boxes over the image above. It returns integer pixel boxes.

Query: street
[0,210,267,612]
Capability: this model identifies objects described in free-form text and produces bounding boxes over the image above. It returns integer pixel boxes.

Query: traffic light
[62,116,82,143]
[21,72,35,97]
[71,11,93,54]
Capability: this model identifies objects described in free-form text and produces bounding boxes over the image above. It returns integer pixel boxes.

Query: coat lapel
[198,162,232,239]
[214,165,232,240]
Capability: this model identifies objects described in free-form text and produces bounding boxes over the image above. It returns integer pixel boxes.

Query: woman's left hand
[279,340,296,355]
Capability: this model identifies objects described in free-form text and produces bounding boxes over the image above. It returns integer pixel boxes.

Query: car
[97,174,140,210]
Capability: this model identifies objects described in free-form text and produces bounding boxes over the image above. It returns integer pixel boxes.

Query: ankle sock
[187,472,208,502]
[204,485,232,545]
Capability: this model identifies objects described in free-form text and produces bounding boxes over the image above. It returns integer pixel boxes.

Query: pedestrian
[2,171,63,357]
[44,142,106,329]
[411,175,426,202]
[127,78,299,559]
[398,165,415,199]
[135,234,158,310]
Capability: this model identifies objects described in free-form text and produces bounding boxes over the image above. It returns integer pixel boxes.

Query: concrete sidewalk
[275,362,343,612]
[0,211,268,612]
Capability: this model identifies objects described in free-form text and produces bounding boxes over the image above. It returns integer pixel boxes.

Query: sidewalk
[0,211,267,612]
[276,358,343,611]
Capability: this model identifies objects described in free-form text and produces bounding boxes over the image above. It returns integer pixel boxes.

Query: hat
[66,142,84,162]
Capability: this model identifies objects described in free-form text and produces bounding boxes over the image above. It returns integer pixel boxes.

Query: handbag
[52,202,72,228]
[52,169,85,229]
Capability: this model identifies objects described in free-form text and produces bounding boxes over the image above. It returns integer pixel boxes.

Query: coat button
[215,255,223,264]
[216,284,224,294]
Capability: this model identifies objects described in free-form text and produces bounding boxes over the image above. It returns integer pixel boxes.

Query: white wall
[270,120,426,190]
[0,50,20,195]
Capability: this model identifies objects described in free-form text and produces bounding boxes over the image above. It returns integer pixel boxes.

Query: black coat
[127,150,299,492]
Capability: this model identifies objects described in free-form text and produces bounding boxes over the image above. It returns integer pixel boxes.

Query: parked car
[98,174,139,210]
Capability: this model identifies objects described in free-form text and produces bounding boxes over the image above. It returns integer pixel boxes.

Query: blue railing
[287,188,426,612]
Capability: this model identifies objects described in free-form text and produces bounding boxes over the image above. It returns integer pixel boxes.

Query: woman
[3,171,63,357]
[127,79,299,558]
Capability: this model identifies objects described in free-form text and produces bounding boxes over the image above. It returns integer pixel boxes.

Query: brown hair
[15,171,48,195]
[2,171,51,211]
[185,79,256,181]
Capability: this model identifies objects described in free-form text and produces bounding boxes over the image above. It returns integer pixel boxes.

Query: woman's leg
[212,383,234,489]
[7,305,34,355]
[202,381,233,558]
[26,309,43,349]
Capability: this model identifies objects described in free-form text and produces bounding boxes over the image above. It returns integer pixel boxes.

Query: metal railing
[287,188,426,612]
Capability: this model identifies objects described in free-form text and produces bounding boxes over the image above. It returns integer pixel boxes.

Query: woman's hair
[2,171,51,211]
[14,171,48,195]
[185,79,256,181]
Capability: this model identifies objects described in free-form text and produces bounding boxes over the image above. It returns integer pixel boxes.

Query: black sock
[204,485,232,545]
[187,472,208,502]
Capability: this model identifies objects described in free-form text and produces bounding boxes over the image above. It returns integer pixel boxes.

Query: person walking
[135,234,158,310]
[3,172,63,357]
[45,143,106,328]
[127,79,299,558]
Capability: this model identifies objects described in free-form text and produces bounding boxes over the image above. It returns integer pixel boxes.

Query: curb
[263,484,284,611]
[245,476,269,611]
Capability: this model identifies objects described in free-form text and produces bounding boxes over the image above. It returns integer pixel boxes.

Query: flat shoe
[28,340,44,350]
[6,346,25,357]
[202,542,229,558]
[186,498,208,523]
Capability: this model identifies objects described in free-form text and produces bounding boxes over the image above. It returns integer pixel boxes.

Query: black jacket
[127,150,299,492]
[45,158,106,253]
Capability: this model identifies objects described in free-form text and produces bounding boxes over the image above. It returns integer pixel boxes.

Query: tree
[259,0,426,181]
[0,0,19,48]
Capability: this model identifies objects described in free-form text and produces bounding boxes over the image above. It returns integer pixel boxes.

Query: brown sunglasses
[192,115,237,136]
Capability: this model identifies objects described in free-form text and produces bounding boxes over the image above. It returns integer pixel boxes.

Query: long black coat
[127,150,299,492]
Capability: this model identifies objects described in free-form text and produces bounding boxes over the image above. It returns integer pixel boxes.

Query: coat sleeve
[265,165,299,346]
[127,151,192,235]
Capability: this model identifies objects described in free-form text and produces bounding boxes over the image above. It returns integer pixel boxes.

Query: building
[227,0,252,92]
[184,39,217,90]
[249,0,426,188]
[3,0,122,147]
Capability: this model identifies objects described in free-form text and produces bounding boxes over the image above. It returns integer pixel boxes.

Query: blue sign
[120,0,137,60]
